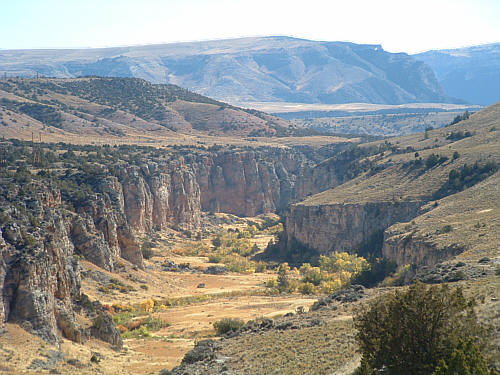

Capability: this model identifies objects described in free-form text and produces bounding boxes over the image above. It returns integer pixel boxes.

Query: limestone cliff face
[194,148,309,217]
[117,163,201,232]
[1,202,83,344]
[0,179,139,343]
[382,228,464,269]
[294,160,341,200]
[74,176,143,270]
[284,201,422,253]
[0,145,326,343]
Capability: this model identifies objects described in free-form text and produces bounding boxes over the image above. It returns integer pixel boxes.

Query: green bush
[213,318,245,336]
[122,325,151,339]
[354,282,487,375]
[432,340,499,375]
[143,316,170,332]
[208,254,222,263]
[299,282,315,295]
[434,161,498,199]
[437,225,453,234]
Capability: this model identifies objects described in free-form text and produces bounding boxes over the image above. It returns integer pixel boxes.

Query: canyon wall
[193,148,311,216]
[382,229,464,269]
[283,200,423,254]
[0,185,84,343]
[0,145,320,343]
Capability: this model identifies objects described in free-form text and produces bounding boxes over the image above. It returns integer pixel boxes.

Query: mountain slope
[0,37,455,105]
[0,77,291,140]
[414,43,500,105]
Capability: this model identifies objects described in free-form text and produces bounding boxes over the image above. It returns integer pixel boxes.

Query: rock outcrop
[115,163,201,232]
[283,200,422,254]
[194,148,310,216]
[90,312,123,349]
[1,204,84,344]
[382,229,464,270]
[0,180,127,343]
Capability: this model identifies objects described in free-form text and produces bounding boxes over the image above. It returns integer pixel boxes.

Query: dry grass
[221,319,358,375]
[387,172,500,260]
[300,103,500,206]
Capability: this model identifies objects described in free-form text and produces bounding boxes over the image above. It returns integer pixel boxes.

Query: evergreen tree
[354,282,487,375]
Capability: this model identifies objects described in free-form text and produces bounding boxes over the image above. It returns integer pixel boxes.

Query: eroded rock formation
[283,200,423,254]
[0,195,84,343]
[194,148,310,216]
[0,145,322,343]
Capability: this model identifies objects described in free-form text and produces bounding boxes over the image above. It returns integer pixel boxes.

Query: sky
[1,0,499,53]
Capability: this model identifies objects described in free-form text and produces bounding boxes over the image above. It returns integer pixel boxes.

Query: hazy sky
[2,0,499,53]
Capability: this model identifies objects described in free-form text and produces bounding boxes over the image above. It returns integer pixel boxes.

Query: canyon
[0,78,498,375]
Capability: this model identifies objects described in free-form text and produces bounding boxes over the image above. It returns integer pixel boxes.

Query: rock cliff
[0,184,84,343]
[193,148,310,216]
[117,163,201,232]
[283,200,423,254]
[382,228,463,272]
[0,143,324,343]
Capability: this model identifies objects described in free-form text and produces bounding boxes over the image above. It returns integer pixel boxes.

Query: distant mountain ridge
[414,43,500,105]
[0,37,456,105]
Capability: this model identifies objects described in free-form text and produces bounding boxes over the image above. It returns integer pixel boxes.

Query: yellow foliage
[112,303,133,312]
[139,299,155,312]
[265,278,278,288]
[320,279,342,294]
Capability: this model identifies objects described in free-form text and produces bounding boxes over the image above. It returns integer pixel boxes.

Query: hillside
[0,77,293,141]
[415,43,500,105]
[281,102,500,278]
[0,37,455,105]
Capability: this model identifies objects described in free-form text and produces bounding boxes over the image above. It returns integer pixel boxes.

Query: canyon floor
[0,216,316,374]
[0,255,317,374]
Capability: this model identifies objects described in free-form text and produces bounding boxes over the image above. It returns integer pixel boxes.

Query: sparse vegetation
[448,111,471,126]
[434,161,498,199]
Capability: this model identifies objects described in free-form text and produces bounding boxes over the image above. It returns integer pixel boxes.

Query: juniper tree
[354,282,487,375]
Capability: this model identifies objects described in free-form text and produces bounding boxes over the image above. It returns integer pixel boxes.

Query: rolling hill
[0,76,293,141]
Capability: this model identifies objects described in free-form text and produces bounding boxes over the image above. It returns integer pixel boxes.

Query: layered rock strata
[193,148,310,216]
[284,200,422,253]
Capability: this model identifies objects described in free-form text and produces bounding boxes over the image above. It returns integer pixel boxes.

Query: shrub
[141,242,155,260]
[20,228,36,247]
[255,262,267,273]
[143,316,170,332]
[265,278,278,288]
[426,153,440,169]
[434,161,498,199]
[354,282,487,375]
[212,235,222,248]
[432,339,498,375]
[299,263,323,286]
[122,325,151,339]
[437,225,453,234]
[299,282,315,295]
[448,111,471,126]
[277,263,291,293]
[208,254,222,263]
[213,318,244,336]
